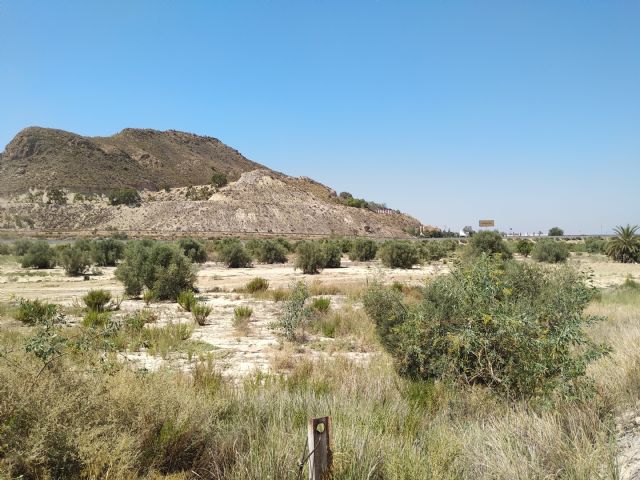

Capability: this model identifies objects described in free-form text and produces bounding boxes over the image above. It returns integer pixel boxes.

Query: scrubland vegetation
[0,230,639,478]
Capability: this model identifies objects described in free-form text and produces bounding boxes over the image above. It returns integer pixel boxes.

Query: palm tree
[607,224,640,263]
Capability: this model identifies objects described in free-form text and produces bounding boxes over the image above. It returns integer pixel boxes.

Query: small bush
[123,309,157,331]
[514,239,533,257]
[349,239,377,261]
[178,238,208,263]
[295,241,325,274]
[278,281,310,340]
[210,171,228,188]
[192,303,212,326]
[310,297,331,314]
[47,188,67,205]
[14,298,58,325]
[584,237,608,254]
[143,289,155,305]
[82,289,112,313]
[245,277,269,293]
[321,241,342,268]
[82,311,111,328]
[234,306,253,319]
[233,306,253,333]
[379,241,420,269]
[59,246,91,276]
[532,239,570,263]
[218,241,252,268]
[417,241,453,263]
[108,188,141,206]
[20,241,56,269]
[467,231,512,259]
[177,290,197,312]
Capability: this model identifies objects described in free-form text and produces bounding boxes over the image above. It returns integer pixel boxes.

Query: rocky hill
[0,127,265,195]
[0,127,425,238]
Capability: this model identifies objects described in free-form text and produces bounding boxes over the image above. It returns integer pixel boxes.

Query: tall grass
[1,282,639,478]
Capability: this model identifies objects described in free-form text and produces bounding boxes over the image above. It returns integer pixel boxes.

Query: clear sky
[1,1,638,234]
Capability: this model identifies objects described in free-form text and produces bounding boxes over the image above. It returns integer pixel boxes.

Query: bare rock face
[0,127,424,237]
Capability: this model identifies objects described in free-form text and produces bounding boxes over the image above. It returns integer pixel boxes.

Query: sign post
[479,220,495,228]
[307,416,332,480]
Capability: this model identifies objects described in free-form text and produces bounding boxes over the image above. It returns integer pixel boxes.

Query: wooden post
[307,416,332,480]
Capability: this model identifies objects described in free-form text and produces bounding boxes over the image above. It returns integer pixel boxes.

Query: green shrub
[82,311,111,328]
[108,188,141,206]
[143,289,155,305]
[82,289,112,313]
[0,243,11,255]
[14,298,58,325]
[363,255,609,398]
[532,239,570,263]
[548,227,564,236]
[20,241,56,269]
[584,237,608,254]
[321,241,342,268]
[13,239,34,256]
[192,303,212,326]
[310,297,331,314]
[217,241,252,268]
[91,238,125,266]
[379,241,420,269]
[59,246,91,276]
[514,239,533,257]
[245,277,269,293]
[246,239,288,264]
[234,306,253,319]
[47,188,67,205]
[178,238,208,263]
[210,171,228,188]
[123,309,157,331]
[417,241,452,263]
[295,241,325,274]
[278,281,310,340]
[348,239,377,261]
[177,290,197,312]
[115,241,195,300]
[467,231,512,259]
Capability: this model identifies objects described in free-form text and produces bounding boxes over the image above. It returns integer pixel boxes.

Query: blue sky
[1,1,638,234]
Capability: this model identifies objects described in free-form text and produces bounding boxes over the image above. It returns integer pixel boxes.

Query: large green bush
[217,240,252,268]
[20,241,56,269]
[363,255,608,398]
[178,238,208,263]
[246,239,288,264]
[348,239,377,261]
[467,231,512,259]
[115,241,195,300]
[91,239,125,266]
[294,241,325,274]
[532,239,570,263]
[548,227,564,236]
[58,246,91,276]
[13,239,34,256]
[514,239,533,257]
[379,241,420,269]
[321,241,342,268]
